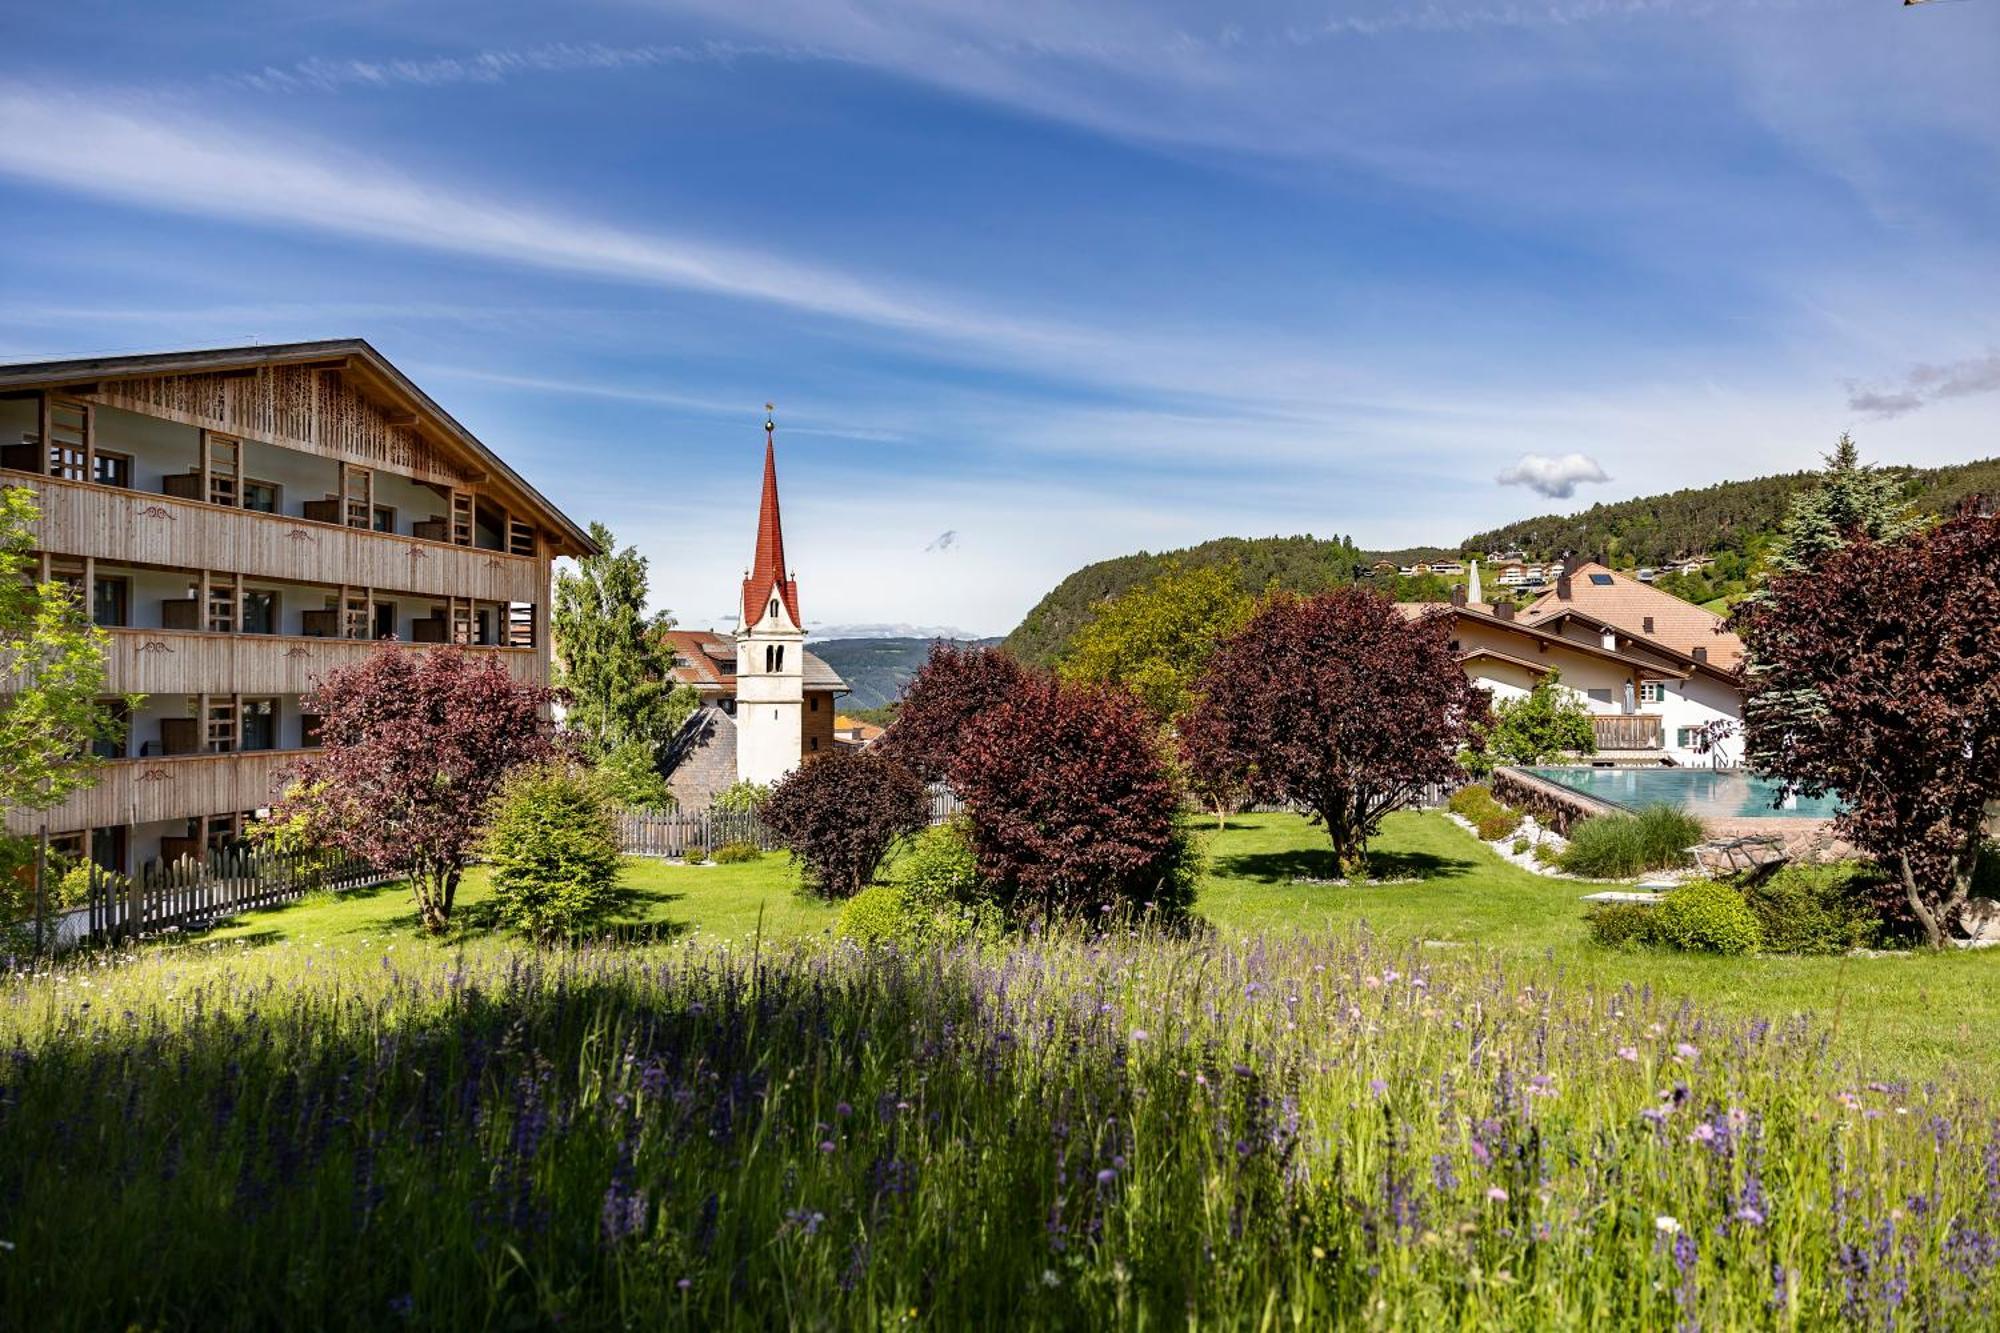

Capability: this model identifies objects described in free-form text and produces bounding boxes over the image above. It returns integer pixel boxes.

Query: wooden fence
[617,785,964,860]
[78,848,390,946]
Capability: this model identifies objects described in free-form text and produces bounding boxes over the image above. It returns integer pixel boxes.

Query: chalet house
[659,415,846,808]
[1516,562,1746,766]
[832,715,885,750]
[1398,597,1703,763]
[0,340,594,871]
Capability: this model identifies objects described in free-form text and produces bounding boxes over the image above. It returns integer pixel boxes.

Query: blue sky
[2,1,1996,636]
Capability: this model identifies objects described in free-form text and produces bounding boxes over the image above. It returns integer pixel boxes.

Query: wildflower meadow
[2,928,1994,1329]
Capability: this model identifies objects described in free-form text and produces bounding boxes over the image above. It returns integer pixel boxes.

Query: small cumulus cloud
[1495,452,1610,500]
[925,530,958,553]
[1848,351,2000,419]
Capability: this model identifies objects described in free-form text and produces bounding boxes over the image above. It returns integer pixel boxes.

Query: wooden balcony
[2,749,306,836]
[1590,713,1664,752]
[93,627,545,695]
[10,472,544,604]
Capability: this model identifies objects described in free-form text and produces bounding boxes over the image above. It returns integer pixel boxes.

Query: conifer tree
[551,522,697,764]
[1769,434,1920,573]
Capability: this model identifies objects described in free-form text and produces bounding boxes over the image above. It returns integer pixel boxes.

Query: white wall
[1654,674,1745,767]
[94,405,201,492]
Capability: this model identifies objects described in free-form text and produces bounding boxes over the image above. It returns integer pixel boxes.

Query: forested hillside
[1003,455,2000,666]
[1459,456,2000,567]
[1004,534,1364,666]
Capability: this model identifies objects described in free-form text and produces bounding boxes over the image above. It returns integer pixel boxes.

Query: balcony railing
[1,749,307,837]
[1590,713,1664,752]
[10,471,543,604]
[90,627,544,696]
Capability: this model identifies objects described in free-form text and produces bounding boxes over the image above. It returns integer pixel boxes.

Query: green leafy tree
[1059,561,1252,722]
[0,487,127,818]
[483,764,624,944]
[1477,672,1597,771]
[713,780,771,815]
[551,521,698,764]
[1770,434,1920,573]
[595,737,675,809]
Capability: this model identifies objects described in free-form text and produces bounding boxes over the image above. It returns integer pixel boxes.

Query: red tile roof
[741,413,801,631]
[1517,562,1745,671]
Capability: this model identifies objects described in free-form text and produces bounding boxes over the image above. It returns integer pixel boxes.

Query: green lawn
[192,810,2000,1081]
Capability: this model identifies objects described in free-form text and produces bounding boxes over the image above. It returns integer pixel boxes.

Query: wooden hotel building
[0,340,594,872]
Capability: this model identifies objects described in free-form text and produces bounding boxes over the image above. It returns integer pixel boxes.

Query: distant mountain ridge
[1002,455,2000,666]
[811,636,1002,711]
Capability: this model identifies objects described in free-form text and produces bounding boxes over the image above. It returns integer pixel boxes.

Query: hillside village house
[0,341,595,872]
[1404,560,1746,768]
[661,415,847,808]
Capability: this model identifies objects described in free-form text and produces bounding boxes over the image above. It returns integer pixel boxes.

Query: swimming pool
[1522,767,1845,820]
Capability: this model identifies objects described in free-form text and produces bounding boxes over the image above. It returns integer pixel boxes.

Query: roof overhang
[0,339,597,558]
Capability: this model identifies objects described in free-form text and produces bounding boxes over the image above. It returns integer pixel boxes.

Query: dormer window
[769,598,780,620]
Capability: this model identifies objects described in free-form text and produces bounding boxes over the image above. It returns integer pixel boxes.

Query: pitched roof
[663,629,847,692]
[1517,561,1745,671]
[0,339,595,556]
[741,415,801,631]
[1394,602,1691,678]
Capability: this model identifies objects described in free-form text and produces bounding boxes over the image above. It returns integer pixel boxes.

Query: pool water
[1523,767,1845,820]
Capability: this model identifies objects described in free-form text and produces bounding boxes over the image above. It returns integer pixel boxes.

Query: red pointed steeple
[742,407,800,630]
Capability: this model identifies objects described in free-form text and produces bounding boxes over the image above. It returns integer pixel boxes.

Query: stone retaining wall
[1489,767,1616,835]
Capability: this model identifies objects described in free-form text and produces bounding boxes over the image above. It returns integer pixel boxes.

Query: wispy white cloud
[218,40,814,95]
[1495,452,1612,499]
[1848,350,2000,418]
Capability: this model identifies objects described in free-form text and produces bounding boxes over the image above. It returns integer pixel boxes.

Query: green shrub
[1741,861,1880,955]
[1651,881,1762,956]
[1585,901,1655,951]
[681,845,708,864]
[594,739,673,809]
[1534,842,1564,867]
[712,841,762,865]
[1475,808,1522,841]
[712,781,771,815]
[55,861,118,908]
[1448,784,1498,820]
[835,886,913,945]
[1511,837,1530,856]
[894,817,983,902]
[482,765,623,944]
[1558,806,1705,878]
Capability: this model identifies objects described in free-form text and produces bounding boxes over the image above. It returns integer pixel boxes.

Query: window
[1677,727,1700,749]
[92,451,132,489]
[810,737,819,751]
[372,505,396,534]
[1589,574,1615,586]
[769,598,780,619]
[1586,688,1613,704]
[241,698,277,752]
[241,479,280,513]
[810,695,819,711]
[374,602,397,641]
[92,576,129,628]
[242,589,278,635]
[1640,682,1666,705]
[301,713,324,749]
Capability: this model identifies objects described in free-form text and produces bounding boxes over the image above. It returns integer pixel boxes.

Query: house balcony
[2,748,306,837]
[92,626,545,696]
[1590,713,1664,753]
[10,471,544,604]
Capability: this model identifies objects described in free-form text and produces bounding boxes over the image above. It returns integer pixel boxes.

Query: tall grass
[1559,804,1707,878]
[1,931,1996,1328]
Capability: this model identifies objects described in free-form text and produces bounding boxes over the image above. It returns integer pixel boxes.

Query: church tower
[734,409,807,786]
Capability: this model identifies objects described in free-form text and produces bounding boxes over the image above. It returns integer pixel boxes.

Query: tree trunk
[1896,852,1945,950]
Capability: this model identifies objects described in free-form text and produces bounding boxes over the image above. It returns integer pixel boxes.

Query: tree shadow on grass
[1215,847,1476,885]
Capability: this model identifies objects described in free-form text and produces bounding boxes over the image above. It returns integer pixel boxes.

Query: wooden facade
[97,628,543,696]
[5,749,303,835]
[16,473,546,604]
[0,340,593,866]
